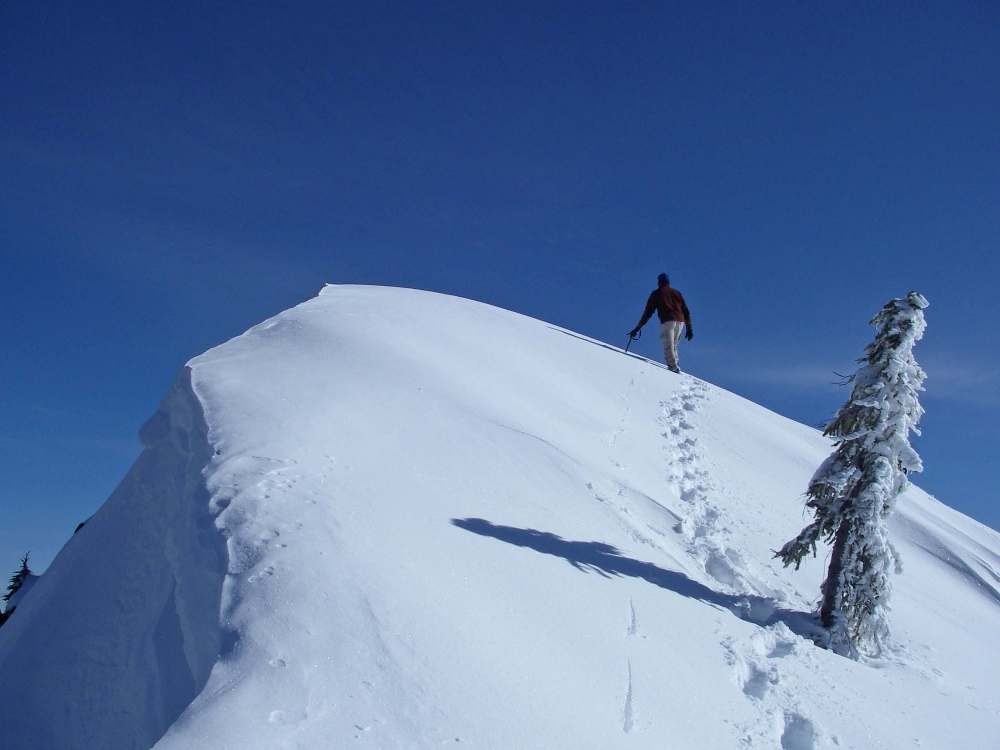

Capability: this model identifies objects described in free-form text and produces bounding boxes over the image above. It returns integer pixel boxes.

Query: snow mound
[1,285,998,749]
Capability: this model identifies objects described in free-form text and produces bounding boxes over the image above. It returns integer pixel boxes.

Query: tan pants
[659,321,685,370]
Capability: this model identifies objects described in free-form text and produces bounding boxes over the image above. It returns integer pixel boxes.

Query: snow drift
[1,285,997,750]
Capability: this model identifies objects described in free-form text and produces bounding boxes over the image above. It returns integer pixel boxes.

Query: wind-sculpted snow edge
[0,367,229,750]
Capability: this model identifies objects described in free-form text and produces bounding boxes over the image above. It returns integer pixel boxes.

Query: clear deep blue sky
[2,2,997,570]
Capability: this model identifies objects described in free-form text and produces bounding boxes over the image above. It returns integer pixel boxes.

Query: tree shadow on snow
[451,517,823,641]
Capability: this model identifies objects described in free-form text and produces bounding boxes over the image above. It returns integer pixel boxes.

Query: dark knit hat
[657,273,670,286]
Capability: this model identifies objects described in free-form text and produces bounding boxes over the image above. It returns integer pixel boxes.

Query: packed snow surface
[1,285,998,749]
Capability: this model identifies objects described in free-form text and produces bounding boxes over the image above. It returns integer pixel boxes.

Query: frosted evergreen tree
[776,292,928,657]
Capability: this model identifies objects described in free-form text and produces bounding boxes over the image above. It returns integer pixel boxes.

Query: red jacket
[635,285,691,329]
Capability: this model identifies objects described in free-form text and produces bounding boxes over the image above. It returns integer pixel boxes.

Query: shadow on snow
[451,517,823,641]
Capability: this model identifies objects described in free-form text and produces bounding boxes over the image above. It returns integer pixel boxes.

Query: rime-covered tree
[776,292,928,657]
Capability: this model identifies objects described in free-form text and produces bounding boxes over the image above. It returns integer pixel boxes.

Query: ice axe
[625,329,640,353]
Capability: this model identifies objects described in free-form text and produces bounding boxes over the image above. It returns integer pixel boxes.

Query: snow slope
[1,285,998,749]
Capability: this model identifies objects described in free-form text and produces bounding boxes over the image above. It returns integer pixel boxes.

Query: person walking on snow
[629,273,693,373]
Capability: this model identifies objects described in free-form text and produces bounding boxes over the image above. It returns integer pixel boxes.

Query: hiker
[628,273,693,373]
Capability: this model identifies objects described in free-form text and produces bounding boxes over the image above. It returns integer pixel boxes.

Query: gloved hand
[685,326,694,341]
[628,328,640,338]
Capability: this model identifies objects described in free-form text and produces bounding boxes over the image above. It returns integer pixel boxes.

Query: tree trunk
[820,517,852,628]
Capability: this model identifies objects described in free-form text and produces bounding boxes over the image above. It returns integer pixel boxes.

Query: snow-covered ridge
[0,368,226,749]
[1,285,998,749]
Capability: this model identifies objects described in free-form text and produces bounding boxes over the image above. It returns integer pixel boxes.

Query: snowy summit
[0,285,997,749]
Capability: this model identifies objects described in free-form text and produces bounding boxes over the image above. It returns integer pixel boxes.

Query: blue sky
[2,2,997,570]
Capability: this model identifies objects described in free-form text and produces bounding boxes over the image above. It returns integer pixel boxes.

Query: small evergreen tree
[776,292,928,657]
[1,552,32,623]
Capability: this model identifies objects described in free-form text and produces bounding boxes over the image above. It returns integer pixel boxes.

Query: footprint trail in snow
[660,377,760,594]
[722,627,829,749]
